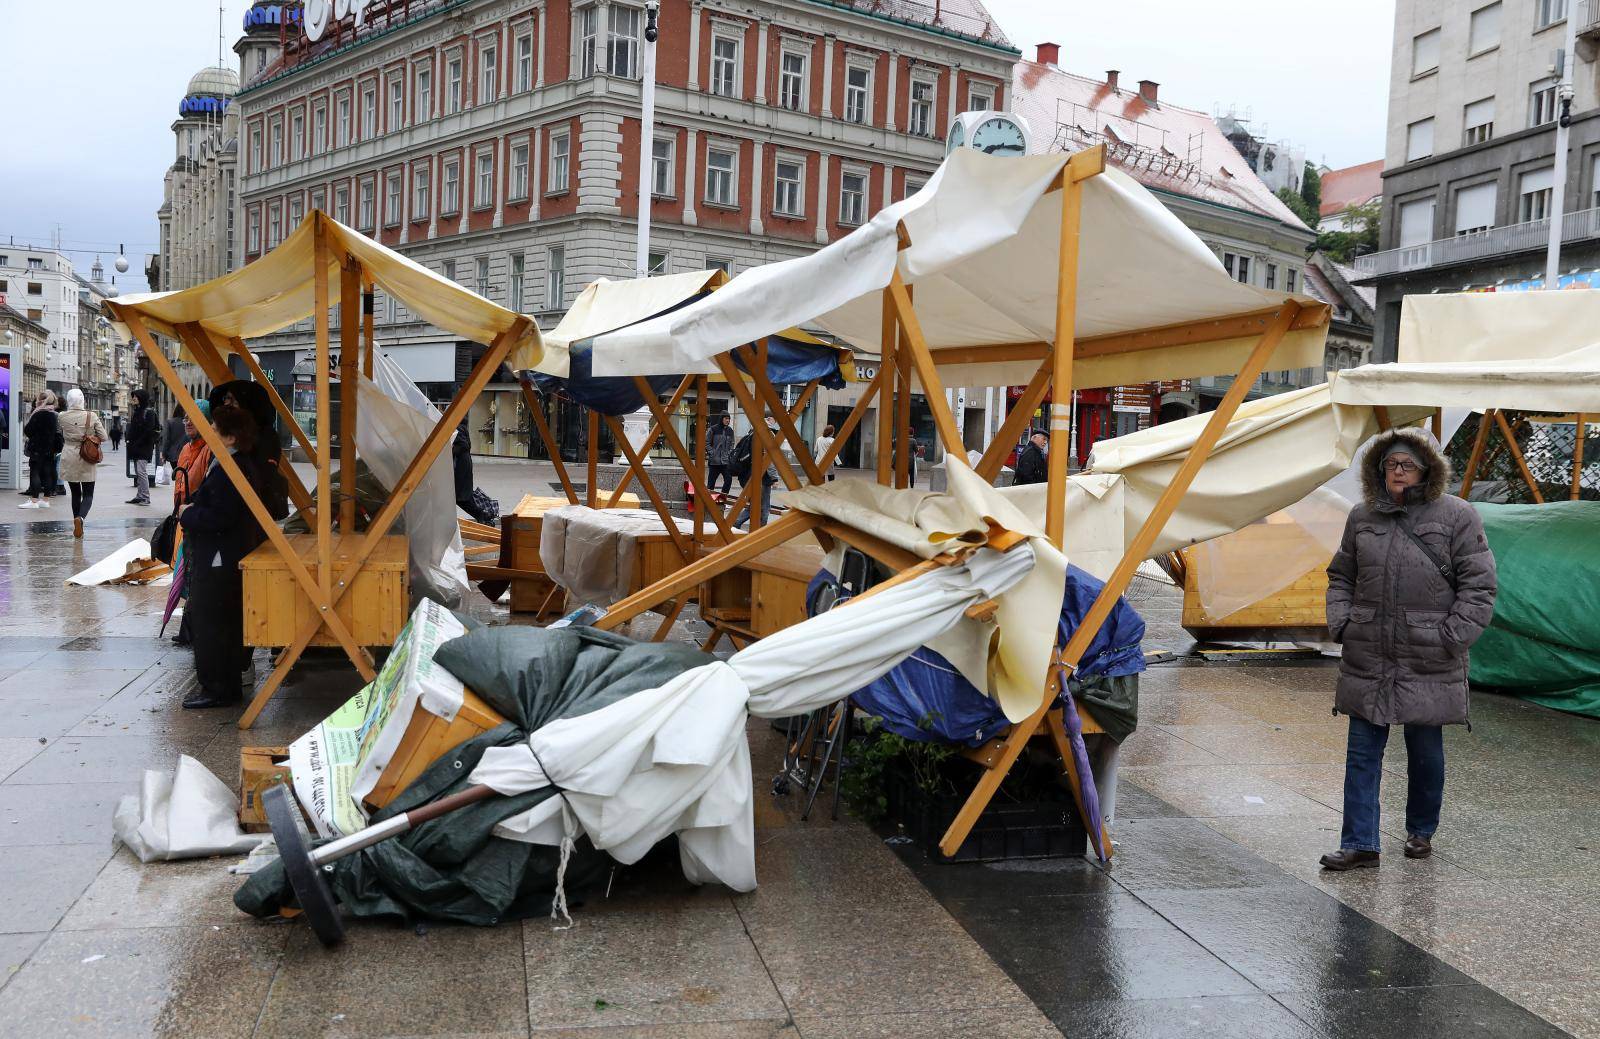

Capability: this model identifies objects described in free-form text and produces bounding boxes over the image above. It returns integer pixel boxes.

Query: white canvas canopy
[107,213,542,371]
[1333,343,1600,414]
[532,269,722,378]
[1399,290,1600,364]
[591,149,1327,386]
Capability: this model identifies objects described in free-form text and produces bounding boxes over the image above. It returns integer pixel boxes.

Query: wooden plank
[887,272,963,459]
[1046,175,1084,547]
[818,365,884,473]
[521,381,578,504]
[1374,406,1392,431]
[1574,414,1587,501]
[601,413,693,563]
[361,274,376,380]
[741,349,827,486]
[713,353,802,491]
[607,376,694,506]
[817,519,922,572]
[1495,409,1545,504]
[877,292,896,485]
[694,376,708,546]
[587,409,599,508]
[895,330,912,489]
[339,260,361,533]
[632,376,736,543]
[1459,409,1494,498]
[314,219,334,605]
[975,353,1053,482]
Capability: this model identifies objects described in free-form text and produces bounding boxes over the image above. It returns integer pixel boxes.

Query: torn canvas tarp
[114,756,265,863]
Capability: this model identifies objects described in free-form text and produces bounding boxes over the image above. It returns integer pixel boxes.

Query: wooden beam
[602,414,692,562]
[631,376,736,544]
[818,518,922,572]
[1459,410,1494,498]
[817,366,884,474]
[1046,174,1084,547]
[975,353,1053,482]
[313,219,334,602]
[887,272,963,459]
[1431,408,1443,442]
[714,353,803,491]
[1574,414,1587,502]
[522,382,578,504]
[711,380,816,532]
[593,510,823,630]
[586,409,599,508]
[752,338,769,529]
[361,274,376,380]
[1374,406,1392,431]
[694,375,709,547]
[877,294,896,485]
[339,260,361,533]
[606,376,695,506]
[741,349,827,486]
[1494,410,1545,504]
[222,336,316,462]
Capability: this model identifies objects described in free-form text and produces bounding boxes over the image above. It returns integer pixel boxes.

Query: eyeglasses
[1382,459,1422,474]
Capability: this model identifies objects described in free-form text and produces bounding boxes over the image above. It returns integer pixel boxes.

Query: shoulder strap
[1401,521,1456,590]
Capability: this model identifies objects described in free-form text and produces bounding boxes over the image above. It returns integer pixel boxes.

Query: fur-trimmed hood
[1359,427,1450,508]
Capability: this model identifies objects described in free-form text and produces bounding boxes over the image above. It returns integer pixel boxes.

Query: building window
[479,42,499,104]
[651,136,674,197]
[839,169,867,225]
[311,188,325,214]
[336,94,352,146]
[447,55,464,113]
[578,6,598,77]
[267,202,282,248]
[247,209,260,253]
[909,77,936,137]
[902,176,927,200]
[1265,263,1278,290]
[1411,27,1440,77]
[475,148,495,208]
[547,245,565,307]
[1405,117,1434,162]
[511,142,530,199]
[270,118,283,166]
[475,256,490,297]
[779,49,807,111]
[1223,252,1251,283]
[711,35,740,97]
[845,64,870,123]
[291,111,305,159]
[289,196,305,230]
[608,6,640,78]
[1530,78,1558,126]
[647,250,668,275]
[335,185,351,224]
[358,178,376,229]
[442,159,461,213]
[706,256,733,274]
[548,129,570,192]
[967,84,994,112]
[443,259,456,283]
[249,128,262,171]
[510,252,525,311]
[515,30,534,92]
[1469,3,1501,53]
[1454,181,1497,235]
[1463,97,1495,146]
[413,166,431,220]
[1398,197,1436,248]
[415,65,433,121]
[388,77,404,131]
[773,158,804,217]
[1592,154,1600,208]
[361,85,377,140]
[385,172,401,226]
[1519,167,1555,221]
[312,103,327,152]
[705,146,737,205]
[1536,0,1567,29]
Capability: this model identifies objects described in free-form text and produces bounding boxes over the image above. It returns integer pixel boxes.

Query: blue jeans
[1341,716,1445,852]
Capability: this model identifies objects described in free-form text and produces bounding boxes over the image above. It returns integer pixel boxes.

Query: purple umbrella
[1055,665,1110,862]
[159,549,187,638]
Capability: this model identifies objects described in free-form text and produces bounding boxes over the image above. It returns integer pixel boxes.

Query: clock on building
[945,111,1032,157]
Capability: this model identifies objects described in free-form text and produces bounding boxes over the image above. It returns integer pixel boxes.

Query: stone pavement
[0,492,1596,1037]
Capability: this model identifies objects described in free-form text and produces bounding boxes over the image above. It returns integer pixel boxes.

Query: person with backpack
[125,388,161,506]
[733,417,780,527]
[108,412,124,452]
[19,391,61,510]
[706,413,736,494]
[57,388,107,537]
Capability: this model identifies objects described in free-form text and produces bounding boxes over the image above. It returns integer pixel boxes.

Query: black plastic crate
[881,768,1087,863]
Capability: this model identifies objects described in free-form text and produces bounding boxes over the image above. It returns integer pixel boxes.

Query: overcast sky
[0,0,1393,294]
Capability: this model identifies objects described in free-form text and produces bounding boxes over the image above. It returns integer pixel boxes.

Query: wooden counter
[241,533,409,648]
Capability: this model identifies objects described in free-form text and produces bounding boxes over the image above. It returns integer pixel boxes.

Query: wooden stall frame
[584,144,1332,859]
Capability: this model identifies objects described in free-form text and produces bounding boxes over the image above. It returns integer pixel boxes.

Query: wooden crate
[1180,525,1331,641]
[363,688,508,811]
[502,493,639,615]
[239,745,291,832]
[699,537,823,641]
[241,533,408,648]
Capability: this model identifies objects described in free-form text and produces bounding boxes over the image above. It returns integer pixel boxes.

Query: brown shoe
[1319,849,1380,871]
[73,517,83,538]
[1404,834,1433,859]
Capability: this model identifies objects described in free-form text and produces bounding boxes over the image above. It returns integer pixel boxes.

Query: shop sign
[304,0,377,43]
[1110,385,1153,415]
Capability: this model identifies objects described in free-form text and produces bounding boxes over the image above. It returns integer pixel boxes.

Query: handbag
[152,469,188,565]
[78,415,103,465]
[466,487,500,525]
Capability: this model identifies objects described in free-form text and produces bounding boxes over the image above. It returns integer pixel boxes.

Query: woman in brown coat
[1321,428,1497,870]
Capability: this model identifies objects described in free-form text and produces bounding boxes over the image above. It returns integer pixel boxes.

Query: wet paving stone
[1043,994,1323,1039]
[1275,983,1571,1038]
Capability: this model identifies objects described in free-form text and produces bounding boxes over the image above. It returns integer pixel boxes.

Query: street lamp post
[1544,7,1580,288]
[634,0,661,277]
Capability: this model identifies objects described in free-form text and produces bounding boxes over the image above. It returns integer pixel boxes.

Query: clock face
[971,117,1027,156]
[945,119,967,155]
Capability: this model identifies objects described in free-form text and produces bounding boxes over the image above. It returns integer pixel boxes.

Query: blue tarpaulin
[820,563,1146,746]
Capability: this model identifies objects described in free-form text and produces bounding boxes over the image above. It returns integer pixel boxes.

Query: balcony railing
[1580,0,1600,36]
[1352,206,1600,277]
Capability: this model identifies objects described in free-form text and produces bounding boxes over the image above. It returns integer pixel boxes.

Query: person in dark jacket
[161,411,187,468]
[20,391,61,509]
[452,418,475,513]
[208,380,289,520]
[177,405,268,709]
[1013,429,1049,486]
[706,414,735,494]
[108,412,124,452]
[1320,427,1497,871]
[125,389,161,505]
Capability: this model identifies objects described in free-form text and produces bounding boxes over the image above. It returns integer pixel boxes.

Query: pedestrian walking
[19,391,61,510]
[57,389,107,538]
[161,409,187,469]
[733,417,780,527]
[1320,428,1498,871]
[706,413,735,495]
[813,423,837,481]
[177,404,268,709]
[108,412,124,452]
[1012,429,1049,485]
[125,389,160,505]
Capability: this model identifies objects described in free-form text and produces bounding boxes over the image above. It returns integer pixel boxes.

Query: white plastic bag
[112,755,266,862]
[155,463,172,486]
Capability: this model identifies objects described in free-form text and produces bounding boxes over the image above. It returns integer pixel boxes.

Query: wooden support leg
[877,298,897,486]
[601,413,692,563]
[339,260,361,533]
[587,409,599,507]
[650,596,688,642]
[976,355,1053,482]
[632,376,736,544]
[1459,409,1494,499]
[742,355,826,485]
[1495,410,1545,504]
[886,273,964,460]
[607,376,694,506]
[817,367,885,474]
[1573,414,1587,501]
[522,381,578,503]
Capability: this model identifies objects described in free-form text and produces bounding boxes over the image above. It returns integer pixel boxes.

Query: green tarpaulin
[1470,500,1600,718]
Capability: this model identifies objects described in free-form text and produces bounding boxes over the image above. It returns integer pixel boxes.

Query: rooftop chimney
[1105,69,1120,91]
[1138,79,1160,105]
[1035,42,1060,66]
